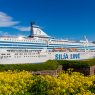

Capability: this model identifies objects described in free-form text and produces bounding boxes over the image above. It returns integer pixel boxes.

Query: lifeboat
[53,48,67,52]
[69,48,78,52]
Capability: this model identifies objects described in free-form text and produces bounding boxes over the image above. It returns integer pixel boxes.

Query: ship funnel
[29,22,50,38]
[29,22,35,37]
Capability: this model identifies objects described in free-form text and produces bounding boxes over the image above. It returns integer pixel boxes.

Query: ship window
[15,53,18,55]
[24,53,27,55]
[7,54,10,55]
[1,54,5,55]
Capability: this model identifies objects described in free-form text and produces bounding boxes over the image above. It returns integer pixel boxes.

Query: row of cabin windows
[0,55,46,59]
[7,50,41,52]
[3,39,45,43]
[0,53,38,56]
[1,53,10,55]
[15,55,46,58]
[1,52,50,56]
[0,56,11,58]
[0,55,38,58]
[14,53,50,55]
[2,38,64,44]
[15,53,36,55]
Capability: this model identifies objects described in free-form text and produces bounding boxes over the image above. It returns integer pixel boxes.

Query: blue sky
[0,0,95,41]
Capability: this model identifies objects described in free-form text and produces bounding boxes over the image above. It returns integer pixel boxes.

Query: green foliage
[0,58,95,72]
[0,60,59,71]
[30,76,49,95]
[57,58,95,69]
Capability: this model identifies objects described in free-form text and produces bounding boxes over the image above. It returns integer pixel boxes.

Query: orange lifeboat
[53,48,67,52]
[61,48,67,52]
[69,48,77,52]
[53,48,61,51]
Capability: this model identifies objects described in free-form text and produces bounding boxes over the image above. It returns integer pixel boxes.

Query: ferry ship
[0,22,95,64]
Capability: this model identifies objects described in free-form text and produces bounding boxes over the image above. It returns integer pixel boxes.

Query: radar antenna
[84,35,88,43]
[84,35,89,52]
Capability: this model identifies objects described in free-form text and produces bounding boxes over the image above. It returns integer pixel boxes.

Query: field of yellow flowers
[0,70,95,95]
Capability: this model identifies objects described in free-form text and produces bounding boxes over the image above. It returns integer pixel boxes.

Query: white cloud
[0,11,30,32]
[0,12,19,27]
[0,31,10,36]
[14,26,31,31]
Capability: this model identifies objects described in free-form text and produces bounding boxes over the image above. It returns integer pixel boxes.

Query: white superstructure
[0,22,95,64]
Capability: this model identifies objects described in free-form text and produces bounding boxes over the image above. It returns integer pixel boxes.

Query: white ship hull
[0,49,95,64]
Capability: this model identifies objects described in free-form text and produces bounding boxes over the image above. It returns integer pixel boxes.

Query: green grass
[0,59,95,71]
[0,60,59,71]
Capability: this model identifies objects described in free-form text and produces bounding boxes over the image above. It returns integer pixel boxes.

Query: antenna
[84,35,89,52]
[84,35,88,43]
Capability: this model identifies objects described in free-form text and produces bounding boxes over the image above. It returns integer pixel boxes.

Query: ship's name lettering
[55,53,80,60]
